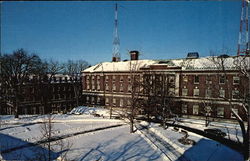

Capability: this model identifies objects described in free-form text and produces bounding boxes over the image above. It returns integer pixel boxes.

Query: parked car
[204,128,226,137]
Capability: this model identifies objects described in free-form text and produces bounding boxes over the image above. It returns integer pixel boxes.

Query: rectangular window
[91,97,95,104]
[231,108,238,118]
[232,90,239,99]
[92,84,95,90]
[97,84,100,90]
[105,76,109,82]
[112,84,116,91]
[169,76,175,84]
[193,88,199,96]
[105,83,109,91]
[128,84,132,92]
[219,89,225,98]
[206,75,212,84]
[105,97,109,105]
[86,76,90,80]
[113,98,116,106]
[193,105,199,115]
[120,84,123,92]
[97,75,100,80]
[86,96,89,103]
[217,107,224,117]
[97,97,100,104]
[194,75,199,84]
[120,76,123,82]
[182,88,188,96]
[127,99,131,106]
[233,76,240,84]
[182,104,188,114]
[128,75,131,82]
[205,89,212,98]
[112,75,116,81]
[87,84,90,90]
[120,99,123,107]
[219,75,225,84]
[183,76,188,82]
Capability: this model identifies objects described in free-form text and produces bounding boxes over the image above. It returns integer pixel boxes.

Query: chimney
[130,50,139,60]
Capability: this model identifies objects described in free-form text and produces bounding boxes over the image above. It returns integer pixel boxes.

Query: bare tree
[63,60,90,107]
[209,54,250,160]
[38,114,72,161]
[127,61,143,133]
[0,49,46,118]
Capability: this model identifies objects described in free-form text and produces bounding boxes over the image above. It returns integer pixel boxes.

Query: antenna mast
[237,0,249,56]
[112,3,120,62]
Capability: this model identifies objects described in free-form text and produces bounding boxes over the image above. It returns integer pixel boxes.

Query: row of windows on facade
[86,96,131,107]
[181,88,240,98]
[185,75,240,85]
[181,104,238,118]
[86,75,175,84]
[20,94,75,102]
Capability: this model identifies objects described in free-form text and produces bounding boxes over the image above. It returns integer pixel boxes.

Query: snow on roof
[83,60,157,72]
[83,56,248,73]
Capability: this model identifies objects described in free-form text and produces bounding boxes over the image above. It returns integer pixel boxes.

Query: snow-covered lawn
[0,107,245,161]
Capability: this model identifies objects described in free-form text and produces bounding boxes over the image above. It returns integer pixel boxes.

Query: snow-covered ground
[0,107,244,161]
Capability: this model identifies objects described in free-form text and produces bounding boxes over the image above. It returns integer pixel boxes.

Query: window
[86,96,89,103]
[182,88,188,96]
[193,105,199,115]
[92,84,95,90]
[120,99,123,107]
[194,75,199,84]
[183,76,188,82]
[120,76,123,82]
[233,76,240,84]
[120,84,123,92]
[127,99,131,106]
[232,89,239,99]
[182,104,188,114]
[97,83,100,90]
[97,97,100,104]
[205,89,212,98]
[128,84,132,92]
[87,84,90,90]
[105,76,109,82]
[112,75,116,81]
[231,108,238,118]
[219,75,225,84]
[219,89,225,98]
[193,88,199,96]
[128,75,131,82]
[204,106,212,116]
[113,98,116,106]
[105,97,109,105]
[91,97,95,104]
[112,84,116,91]
[169,76,175,84]
[217,107,224,117]
[97,75,100,80]
[206,75,212,84]
[86,75,90,80]
[105,83,109,91]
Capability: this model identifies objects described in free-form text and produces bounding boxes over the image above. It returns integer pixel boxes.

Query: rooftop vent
[187,52,199,59]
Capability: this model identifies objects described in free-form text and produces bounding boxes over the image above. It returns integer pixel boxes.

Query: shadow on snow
[177,138,244,161]
[0,133,61,161]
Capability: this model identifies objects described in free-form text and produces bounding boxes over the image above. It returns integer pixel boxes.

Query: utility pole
[112,3,120,62]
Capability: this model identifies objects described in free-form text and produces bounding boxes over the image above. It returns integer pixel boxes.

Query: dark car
[204,128,227,137]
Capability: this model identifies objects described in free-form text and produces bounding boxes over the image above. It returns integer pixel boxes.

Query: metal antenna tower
[237,0,250,56]
[112,3,120,62]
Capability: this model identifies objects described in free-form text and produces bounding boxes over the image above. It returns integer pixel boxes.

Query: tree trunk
[130,117,134,133]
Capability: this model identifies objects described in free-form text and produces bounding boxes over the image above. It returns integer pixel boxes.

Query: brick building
[1,75,82,115]
[82,52,249,121]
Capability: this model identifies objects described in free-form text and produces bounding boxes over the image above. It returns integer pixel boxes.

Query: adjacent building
[1,75,82,115]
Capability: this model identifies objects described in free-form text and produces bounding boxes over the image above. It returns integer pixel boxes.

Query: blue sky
[2,1,241,65]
